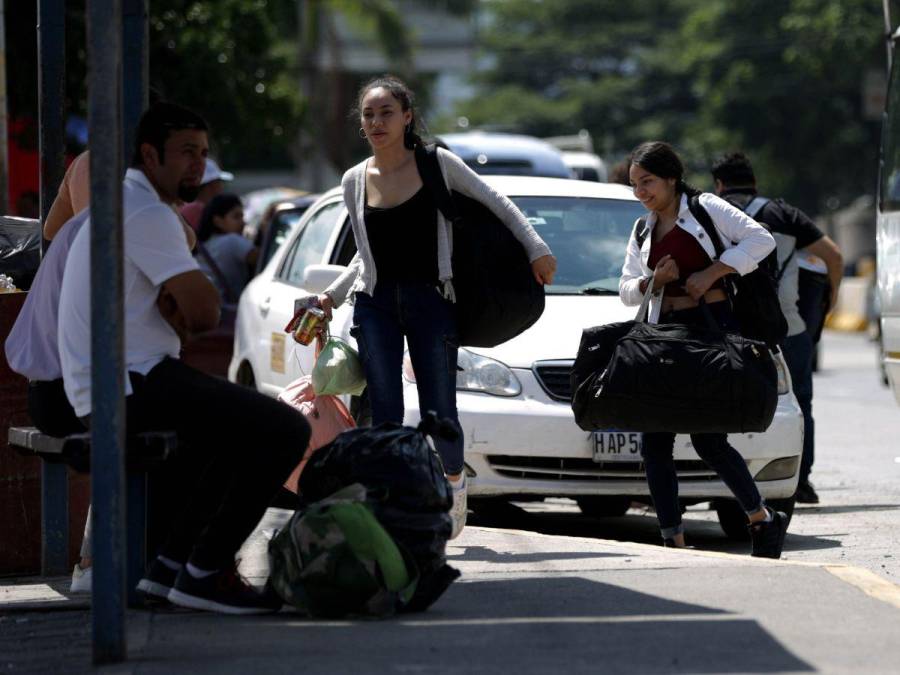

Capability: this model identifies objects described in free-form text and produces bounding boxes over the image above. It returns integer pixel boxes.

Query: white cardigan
[619,192,776,323]
[325,147,552,307]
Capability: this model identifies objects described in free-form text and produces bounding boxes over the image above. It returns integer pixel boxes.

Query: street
[2,330,899,674]
[470,330,900,583]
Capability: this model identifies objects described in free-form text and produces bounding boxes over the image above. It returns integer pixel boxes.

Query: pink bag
[278,375,356,494]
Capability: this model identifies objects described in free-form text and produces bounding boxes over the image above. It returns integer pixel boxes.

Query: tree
[456,0,886,214]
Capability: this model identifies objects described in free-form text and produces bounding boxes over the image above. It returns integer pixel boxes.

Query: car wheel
[575,496,630,518]
[714,498,750,541]
[236,361,256,390]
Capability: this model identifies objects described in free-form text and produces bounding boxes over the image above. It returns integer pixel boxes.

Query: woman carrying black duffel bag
[620,142,788,558]
[317,76,556,540]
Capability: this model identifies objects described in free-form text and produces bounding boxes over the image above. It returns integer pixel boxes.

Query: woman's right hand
[653,255,680,290]
[317,293,335,320]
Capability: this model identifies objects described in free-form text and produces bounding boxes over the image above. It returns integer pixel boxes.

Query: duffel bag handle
[635,272,655,323]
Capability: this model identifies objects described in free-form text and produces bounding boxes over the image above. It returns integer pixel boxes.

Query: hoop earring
[358,127,367,139]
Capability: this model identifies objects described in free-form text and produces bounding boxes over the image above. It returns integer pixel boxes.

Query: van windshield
[508,196,648,295]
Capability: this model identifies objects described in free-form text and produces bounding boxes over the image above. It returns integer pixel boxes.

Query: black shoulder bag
[414,144,545,348]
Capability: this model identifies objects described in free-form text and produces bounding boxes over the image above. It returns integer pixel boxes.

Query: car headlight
[402,348,522,397]
[773,353,790,395]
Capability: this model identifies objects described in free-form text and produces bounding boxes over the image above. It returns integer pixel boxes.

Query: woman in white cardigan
[619,141,788,558]
[318,76,556,539]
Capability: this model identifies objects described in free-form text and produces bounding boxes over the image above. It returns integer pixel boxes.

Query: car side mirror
[302,264,347,294]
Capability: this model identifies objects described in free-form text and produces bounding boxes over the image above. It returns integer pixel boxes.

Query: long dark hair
[197,193,242,243]
[628,141,700,197]
[355,75,424,150]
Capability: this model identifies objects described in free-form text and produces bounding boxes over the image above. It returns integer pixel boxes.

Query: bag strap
[688,194,726,258]
[742,196,770,220]
[633,216,649,250]
[413,144,463,225]
[196,242,239,304]
[775,248,795,283]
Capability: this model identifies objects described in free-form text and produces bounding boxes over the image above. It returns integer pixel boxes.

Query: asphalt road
[468,331,900,583]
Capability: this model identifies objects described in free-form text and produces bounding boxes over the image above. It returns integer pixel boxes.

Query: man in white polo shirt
[58,103,308,615]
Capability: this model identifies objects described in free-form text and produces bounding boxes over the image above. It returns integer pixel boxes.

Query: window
[510,196,647,293]
[278,201,342,285]
[881,57,900,212]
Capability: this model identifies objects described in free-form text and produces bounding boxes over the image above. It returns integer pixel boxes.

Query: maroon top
[647,225,719,297]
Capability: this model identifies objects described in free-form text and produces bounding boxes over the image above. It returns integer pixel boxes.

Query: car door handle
[260,297,271,317]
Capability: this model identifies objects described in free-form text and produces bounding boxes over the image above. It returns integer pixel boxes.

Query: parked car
[561,151,608,182]
[229,177,803,538]
[252,194,321,274]
[437,132,573,179]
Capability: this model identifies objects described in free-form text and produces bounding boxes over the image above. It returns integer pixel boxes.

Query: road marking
[824,566,900,611]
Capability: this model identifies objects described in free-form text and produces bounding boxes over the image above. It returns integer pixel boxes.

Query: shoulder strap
[742,196,770,220]
[414,144,462,224]
[197,242,239,304]
[633,217,649,249]
[687,194,726,258]
[775,248,795,283]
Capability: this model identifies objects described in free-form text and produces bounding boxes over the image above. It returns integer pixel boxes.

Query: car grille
[533,361,574,401]
[486,455,721,482]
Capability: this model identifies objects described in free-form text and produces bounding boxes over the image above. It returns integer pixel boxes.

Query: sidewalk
[2,514,900,674]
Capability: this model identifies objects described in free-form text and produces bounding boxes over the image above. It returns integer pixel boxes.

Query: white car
[229,177,803,538]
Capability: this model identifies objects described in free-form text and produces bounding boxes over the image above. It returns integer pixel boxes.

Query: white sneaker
[449,477,468,540]
[70,563,92,594]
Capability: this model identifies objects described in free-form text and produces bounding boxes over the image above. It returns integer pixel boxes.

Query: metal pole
[38,0,66,227]
[0,0,9,215]
[87,0,126,665]
[884,0,893,73]
[37,0,68,575]
[122,0,147,158]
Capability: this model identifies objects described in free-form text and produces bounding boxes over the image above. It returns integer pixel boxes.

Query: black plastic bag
[298,413,461,612]
[0,217,41,290]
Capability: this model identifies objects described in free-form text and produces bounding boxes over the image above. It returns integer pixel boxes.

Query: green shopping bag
[312,335,367,396]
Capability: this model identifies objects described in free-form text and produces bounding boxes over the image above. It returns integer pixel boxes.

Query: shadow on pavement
[107,577,814,674]
[794,503,900,515]
[447,545,629,564]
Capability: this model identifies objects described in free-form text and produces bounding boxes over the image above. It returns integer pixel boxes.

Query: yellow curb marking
[824,566,900,611]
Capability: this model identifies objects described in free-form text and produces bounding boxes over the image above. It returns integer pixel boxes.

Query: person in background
[711,152,843,504]
[318,75,556,540]
[195,193,258,302]
[57,102,308,613]
[43,151,90,241]
[620,141,788,558]
[179,158,234,232]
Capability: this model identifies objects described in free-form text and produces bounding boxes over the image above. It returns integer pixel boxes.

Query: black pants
[27,379,85,437]
[86,357,309,571]
[641,301,764,538]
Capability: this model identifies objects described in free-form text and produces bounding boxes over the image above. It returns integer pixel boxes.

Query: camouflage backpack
[267,483,419,618]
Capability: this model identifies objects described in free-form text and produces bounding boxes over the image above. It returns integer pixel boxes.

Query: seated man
[58,102,309,614]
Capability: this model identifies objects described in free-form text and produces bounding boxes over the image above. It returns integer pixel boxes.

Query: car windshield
[508,196,648,295]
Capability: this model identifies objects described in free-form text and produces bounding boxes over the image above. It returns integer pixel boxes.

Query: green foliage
[457,0,887,213]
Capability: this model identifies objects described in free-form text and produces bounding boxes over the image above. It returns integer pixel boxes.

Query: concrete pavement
[3,520,900,674]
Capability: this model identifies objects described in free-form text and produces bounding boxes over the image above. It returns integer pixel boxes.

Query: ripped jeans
[352,281,464,474]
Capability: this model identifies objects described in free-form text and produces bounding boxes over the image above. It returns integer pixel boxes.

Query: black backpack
[414,144,545,348]
[631,194,787,348]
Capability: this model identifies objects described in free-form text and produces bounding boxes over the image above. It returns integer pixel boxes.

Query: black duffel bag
[415,144,545,348]
[572,292,778,435]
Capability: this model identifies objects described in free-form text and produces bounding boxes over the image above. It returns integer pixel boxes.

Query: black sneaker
[136,557,181,602]
[749,510,789,559]
[167,563,283,615]
[795,481,820,504]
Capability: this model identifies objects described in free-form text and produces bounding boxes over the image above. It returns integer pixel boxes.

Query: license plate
[592,431,642,462]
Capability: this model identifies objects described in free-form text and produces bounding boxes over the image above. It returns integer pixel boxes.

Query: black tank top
[364,186,439,284]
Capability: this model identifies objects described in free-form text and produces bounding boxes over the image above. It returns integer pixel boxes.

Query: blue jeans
[352,281,464,475]
[641,301,765,538]
[781,331,814,482]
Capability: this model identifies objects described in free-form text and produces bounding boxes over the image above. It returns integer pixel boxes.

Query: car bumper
[403,368,803,501]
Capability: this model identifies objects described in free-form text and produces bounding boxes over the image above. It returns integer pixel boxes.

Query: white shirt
[58,169,200,417]
[619,192,776,323]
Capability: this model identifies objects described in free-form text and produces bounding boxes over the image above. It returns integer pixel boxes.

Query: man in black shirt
[711,153,843,504]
